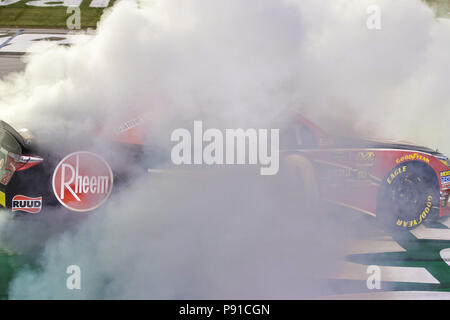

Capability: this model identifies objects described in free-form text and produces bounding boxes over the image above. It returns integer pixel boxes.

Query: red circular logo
[52,151,114,212]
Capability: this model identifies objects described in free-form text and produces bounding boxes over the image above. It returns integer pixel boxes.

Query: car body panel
[290,115,450,219]
[106,111,450,220]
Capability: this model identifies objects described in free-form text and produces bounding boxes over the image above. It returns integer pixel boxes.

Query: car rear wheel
[376,161,440,231]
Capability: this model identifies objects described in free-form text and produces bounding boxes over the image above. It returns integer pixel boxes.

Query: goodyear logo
[396,153,430,165]
[396,195,433,228]
[441,171,450,185]
[387,165,407,185]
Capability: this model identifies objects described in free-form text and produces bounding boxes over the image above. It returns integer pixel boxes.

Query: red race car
[1,113,449,230]
[106,112,450,230]
[279,114,450,230]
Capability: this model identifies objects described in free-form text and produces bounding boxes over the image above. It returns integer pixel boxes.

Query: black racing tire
[376,161,440,231]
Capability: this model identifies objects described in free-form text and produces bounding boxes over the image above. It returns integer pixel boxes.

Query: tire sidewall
[377,160,440,230]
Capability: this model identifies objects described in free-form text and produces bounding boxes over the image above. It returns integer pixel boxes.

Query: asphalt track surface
[0,55,25,80]
[2,30,450,300]
[0,28,89,79]
[0,28,64,79]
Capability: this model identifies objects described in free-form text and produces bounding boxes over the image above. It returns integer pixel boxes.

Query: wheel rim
[389,174,431,222]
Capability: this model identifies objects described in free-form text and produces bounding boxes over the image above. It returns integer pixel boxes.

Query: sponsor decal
[0,171,12,185]
[12,195,42,214]
[441,171,450,185]
[0,155,17,186]
[356,151,375,165]
[336,167,370,180]
[386,165,407,185]
[0,191,5,207]
[331,151,349,162]
[396,153,430,165]
[52,151,113,212]
[117,117,142,133]
[396,195,433,228]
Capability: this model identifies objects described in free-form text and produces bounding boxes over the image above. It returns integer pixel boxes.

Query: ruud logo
[12,195,42,214]
[52,151,113,212]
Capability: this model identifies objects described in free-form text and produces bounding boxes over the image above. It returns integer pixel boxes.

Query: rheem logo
[52,151,113,212]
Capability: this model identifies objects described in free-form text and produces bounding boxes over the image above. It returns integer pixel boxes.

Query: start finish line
[0,0,110,7]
